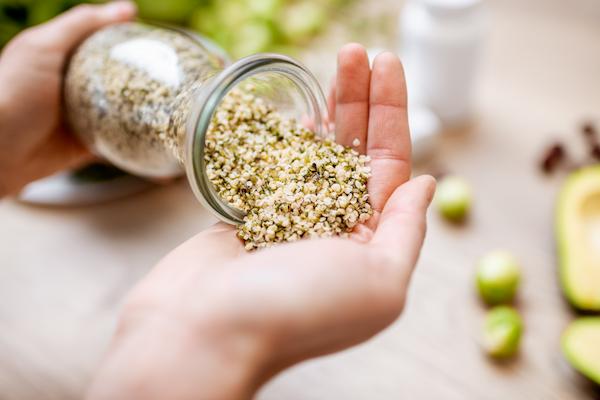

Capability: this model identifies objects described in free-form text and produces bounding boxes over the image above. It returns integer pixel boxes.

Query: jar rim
[184,53,330,225]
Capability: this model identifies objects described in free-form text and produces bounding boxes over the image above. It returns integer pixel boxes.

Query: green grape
[246,0,281,19]
[482,306,523,359]
[280,1,326,42]
[190,5,220,35]
[476,250,521,305]
[214,0,248,30]
[435,175,472,222]
[231,21,274,57]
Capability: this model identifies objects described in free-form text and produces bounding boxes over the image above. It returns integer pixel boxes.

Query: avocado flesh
[562,317,600,384]
[556,166,600,311]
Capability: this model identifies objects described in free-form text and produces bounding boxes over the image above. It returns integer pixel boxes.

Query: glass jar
[64,23,329,224]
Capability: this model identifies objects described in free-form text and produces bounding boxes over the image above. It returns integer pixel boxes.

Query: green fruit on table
[476,250,521,305]
[280,1,327,41]
[1,0,352,56]
[247,0,282,18]
[231,21,275,57]
[562,317,600,385]
[214,1,250,31]
[434,175,471,222]
[190,6,220,37]
[556,165,600,311]
[482,306,523,359]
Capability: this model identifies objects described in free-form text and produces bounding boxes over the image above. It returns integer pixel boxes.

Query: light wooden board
[1,0,599,398]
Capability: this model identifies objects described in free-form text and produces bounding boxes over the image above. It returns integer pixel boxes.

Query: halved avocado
[562,317,600,385]
[556,165,600,311]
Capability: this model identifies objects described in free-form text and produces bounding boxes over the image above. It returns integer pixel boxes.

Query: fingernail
[103,1,137,19]
[374,51,398,65]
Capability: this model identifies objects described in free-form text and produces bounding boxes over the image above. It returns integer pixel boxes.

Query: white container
[400,0,486,126]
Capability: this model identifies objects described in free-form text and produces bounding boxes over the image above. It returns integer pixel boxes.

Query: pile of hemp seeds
[65,24,373,250]
[205,86,373,250]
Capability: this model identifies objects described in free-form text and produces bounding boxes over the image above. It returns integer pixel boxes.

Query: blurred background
[0,0,367,57]
[1,0,600,399]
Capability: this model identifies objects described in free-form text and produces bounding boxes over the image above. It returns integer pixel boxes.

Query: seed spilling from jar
[205,86,373,250]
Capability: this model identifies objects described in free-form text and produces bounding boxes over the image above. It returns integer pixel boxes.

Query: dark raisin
[591,144,600,161]
[582,122,596,138]
[540,143,565,173]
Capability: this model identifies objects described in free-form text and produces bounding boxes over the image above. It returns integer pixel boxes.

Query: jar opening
[185,54,329,225]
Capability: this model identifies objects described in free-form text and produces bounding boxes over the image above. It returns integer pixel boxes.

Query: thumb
[371,175,436,281]
[34,1,137,52]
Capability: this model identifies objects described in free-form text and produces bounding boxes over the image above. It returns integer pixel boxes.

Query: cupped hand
[0,1,136,196]
[88,45,436,400]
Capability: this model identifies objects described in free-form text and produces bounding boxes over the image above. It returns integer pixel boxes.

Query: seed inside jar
[63,23,372,249]
[205,86,373,250]
[65,23,224,177]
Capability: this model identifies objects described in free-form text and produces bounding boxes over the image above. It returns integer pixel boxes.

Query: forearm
[87,315,265,400]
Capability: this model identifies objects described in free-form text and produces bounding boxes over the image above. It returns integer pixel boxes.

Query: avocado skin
[561,317,600,385]
[556,165,600,311]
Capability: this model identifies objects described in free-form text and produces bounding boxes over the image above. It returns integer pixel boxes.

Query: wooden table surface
[1,0,599,399]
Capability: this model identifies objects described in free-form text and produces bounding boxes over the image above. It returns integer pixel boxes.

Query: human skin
[0,6,435,399]
[0,1,137,197]
[87,47,436,399]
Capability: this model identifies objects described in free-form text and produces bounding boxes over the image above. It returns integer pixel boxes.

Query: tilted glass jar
[64,22,329,224]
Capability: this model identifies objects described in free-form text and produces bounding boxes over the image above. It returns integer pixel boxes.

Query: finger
[367,52,411,213]
[335,43,370,153]
[371,175,436,284]
[9,131,94,194]
[31,1,136,52]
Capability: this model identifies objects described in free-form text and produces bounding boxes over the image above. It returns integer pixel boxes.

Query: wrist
[87,312,266,400]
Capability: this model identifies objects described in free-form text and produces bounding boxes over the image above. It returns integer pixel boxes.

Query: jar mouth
[185,53,330,225]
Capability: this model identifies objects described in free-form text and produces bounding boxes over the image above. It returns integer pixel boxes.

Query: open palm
[91,44,436,399]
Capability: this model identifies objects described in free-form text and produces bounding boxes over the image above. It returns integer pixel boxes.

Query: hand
[88,45,436,400]
[0,2,136,197]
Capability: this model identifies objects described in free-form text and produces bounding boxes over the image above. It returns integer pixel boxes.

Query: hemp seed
[205,86,373,250]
